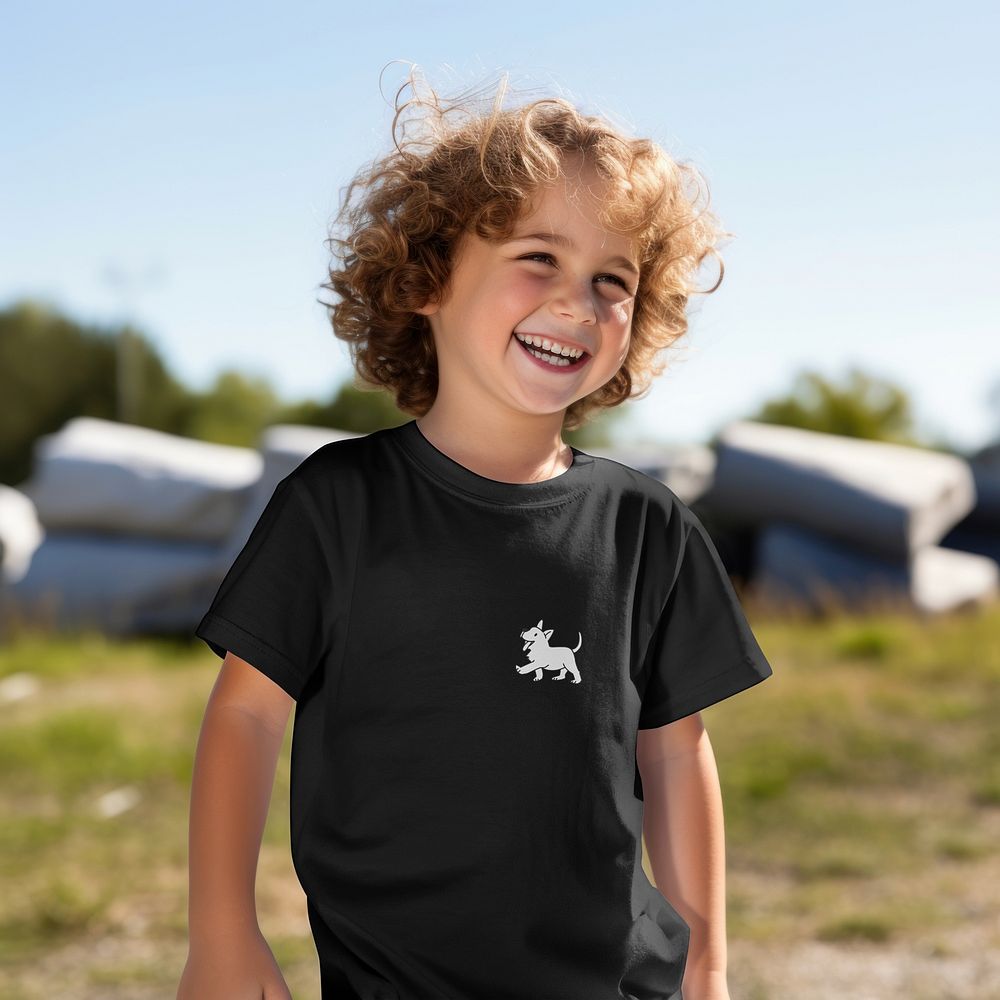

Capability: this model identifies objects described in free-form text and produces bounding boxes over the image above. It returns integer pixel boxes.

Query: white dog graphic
[515,619,583,683]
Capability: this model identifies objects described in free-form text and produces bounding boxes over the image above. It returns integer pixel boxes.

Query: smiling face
[415,159,639,425]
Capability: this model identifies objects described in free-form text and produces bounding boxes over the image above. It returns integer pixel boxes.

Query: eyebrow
[505,231,640,277]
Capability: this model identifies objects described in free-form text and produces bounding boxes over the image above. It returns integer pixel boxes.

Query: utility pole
[101,260,166,424]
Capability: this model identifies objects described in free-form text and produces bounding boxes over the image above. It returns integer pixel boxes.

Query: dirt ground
[7,851,999,1000]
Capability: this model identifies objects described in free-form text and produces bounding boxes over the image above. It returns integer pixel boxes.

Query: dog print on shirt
[515,619,583,684]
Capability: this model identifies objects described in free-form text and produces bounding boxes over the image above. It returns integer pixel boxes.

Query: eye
[518,253,633,292]
[520,252,556,265]
[596,273,632,291]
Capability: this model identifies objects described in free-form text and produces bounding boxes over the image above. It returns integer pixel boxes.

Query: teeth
[514,333,584,359]
[527,347,572,366]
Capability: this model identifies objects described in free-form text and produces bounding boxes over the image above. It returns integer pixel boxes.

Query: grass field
[1,601,998,999]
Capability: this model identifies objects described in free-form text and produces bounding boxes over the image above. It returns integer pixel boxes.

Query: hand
[177,927,292,999]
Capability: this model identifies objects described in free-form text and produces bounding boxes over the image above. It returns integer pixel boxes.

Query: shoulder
[583,452,710,582]
[287,430,373,482]
[273,426,390,522]
[282,423,406,487]
[583,450,695,530]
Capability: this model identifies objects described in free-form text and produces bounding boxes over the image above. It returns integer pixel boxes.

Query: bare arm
[637,712,730,1000]
[178,653,296,999]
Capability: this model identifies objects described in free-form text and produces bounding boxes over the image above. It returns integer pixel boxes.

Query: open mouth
[514,334,591,372]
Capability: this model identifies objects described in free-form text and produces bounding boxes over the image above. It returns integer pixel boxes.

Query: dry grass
[1,601,999,999]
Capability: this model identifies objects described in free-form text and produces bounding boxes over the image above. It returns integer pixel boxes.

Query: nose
[550,276,598,326]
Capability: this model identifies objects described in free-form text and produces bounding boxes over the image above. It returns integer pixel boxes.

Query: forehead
[511,169,637,257]
[515,167,628,242]
[519,167,611,223]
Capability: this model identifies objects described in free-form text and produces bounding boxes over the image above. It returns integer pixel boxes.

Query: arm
[177,653,296,999]
[637,712,730,1000]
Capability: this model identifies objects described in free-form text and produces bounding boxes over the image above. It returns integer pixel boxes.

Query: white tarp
[753,520,999,615]
[19,416,262,543]
[704,421,977,560]
[6,532,221,634]
[3,422,360,636]
[3,416,996,635]
[0,483,44,584]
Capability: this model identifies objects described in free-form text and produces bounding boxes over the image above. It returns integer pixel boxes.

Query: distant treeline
[0,297,954,488]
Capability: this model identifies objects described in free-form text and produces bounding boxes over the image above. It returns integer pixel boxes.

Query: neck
[415,405,572,484]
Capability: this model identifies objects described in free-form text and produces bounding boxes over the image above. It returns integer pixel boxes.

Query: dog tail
[573,632,582,651]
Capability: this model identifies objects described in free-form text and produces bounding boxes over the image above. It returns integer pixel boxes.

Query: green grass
[649,599,1000,960]
[2,602,999,997]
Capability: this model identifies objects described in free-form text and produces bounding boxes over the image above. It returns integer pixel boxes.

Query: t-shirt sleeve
[637,503,773,729]
[194,473,332,701]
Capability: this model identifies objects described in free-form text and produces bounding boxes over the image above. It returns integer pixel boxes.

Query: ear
[413,286,442,317]
[413,297,440,317]
[536,619,544,629]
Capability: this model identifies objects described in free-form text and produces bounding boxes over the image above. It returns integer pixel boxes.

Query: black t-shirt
[195,419,773,1000]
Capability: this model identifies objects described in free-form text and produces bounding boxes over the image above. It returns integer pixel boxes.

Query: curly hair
[318,65,732,431]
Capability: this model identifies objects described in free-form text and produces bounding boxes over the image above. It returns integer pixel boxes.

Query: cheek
[507,272,548,301]
[475,271,531,309]
[609,298,632,327]
[607,303,633,366]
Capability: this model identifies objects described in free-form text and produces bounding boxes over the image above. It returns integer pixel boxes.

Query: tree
[187,372,282,447]
[0,299,195,485]
[745,367,922,445]
[0,296,629,488]
[276,376,627,449]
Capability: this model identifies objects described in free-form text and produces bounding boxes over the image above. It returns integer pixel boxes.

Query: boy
[179,72,772,1000]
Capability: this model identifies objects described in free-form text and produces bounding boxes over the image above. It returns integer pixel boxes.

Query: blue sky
[3,1,997,452]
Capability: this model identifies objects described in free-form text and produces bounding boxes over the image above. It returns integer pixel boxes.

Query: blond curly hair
[319,66,731,431]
